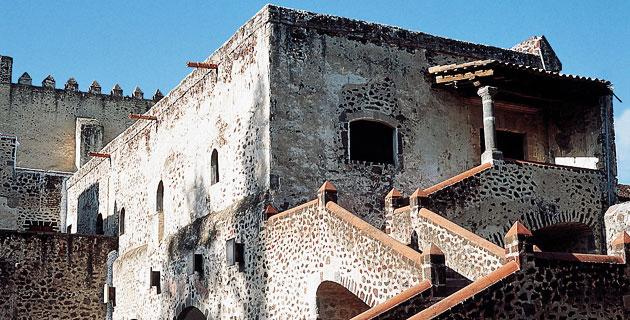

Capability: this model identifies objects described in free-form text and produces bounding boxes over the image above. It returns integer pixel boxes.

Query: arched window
[349,120,395,164]
[156,181,165,241]
[156,181,164,213]
[95,213,104,235]
[211,149,219,185]
[119,208,126,235]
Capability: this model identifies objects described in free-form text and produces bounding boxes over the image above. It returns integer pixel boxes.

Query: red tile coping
[350,280,432,320]
[318,181,337,192]
[533,252,625,264]
[266,199,319,222]
[612,231,630,246]
[408,261,520,320]
[505,221,533,238]
[386,187,402,198]
[418,208,505,258]
[422,162,492,195]
[326,202,425,265]
[393,205,411,214]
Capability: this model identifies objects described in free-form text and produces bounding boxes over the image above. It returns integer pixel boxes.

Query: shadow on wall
[531,222,596,253]
[76,182,118,235]
[316,281,369,320]
[77,183,99,234]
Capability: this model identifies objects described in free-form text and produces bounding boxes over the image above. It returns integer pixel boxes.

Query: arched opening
[349,120,395,164]
[119,208,126,235]
[532,222,596,253]
[211,149,219,185]
[409,230,420,252]
[95,213,104,235]
[176,306,206,320]
[316,281,369,320]
[156,181,164,241]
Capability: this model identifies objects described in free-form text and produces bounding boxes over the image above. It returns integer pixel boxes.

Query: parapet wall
[0,54,158,172]
[0,230,118,319]
[412,252,629,319]
[262,199,425,317]
[421,160,608,251]
[0,135,70,231]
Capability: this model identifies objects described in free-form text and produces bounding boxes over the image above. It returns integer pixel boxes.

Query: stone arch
[176,306,206,320]
[316,281,369,320]
[531,222,596,253]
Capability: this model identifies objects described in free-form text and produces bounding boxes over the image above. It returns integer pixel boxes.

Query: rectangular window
[480,129,525,160]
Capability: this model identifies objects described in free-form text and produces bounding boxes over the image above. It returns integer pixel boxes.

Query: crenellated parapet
[0,54,166,172]
[1,54,163,102]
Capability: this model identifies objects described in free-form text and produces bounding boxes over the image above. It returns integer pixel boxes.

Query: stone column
[477,86,503,163]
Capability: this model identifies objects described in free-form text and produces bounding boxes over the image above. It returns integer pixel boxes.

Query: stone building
[1,5,630,320]
[0,54,161,231]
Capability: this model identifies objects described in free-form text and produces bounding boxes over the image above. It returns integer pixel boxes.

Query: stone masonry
[1,4,629,320]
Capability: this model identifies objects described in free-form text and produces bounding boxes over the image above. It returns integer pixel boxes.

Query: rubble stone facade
[1,4,629,320]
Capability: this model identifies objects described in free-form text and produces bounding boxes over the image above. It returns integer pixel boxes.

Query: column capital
[477,86,498,98]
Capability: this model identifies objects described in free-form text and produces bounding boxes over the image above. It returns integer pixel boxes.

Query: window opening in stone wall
[211,149,219,185]
[156,181,164,241]
[349,120,395,164]
[193,253,203,277]
[480,129,525,160]
[66,225,72,233]
[95,213,104,235]
[119,208,126,235]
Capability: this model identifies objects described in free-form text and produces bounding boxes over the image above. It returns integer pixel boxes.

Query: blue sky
[1,1,628,182]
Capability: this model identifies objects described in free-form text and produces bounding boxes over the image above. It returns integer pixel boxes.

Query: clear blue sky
[1,1,628,182]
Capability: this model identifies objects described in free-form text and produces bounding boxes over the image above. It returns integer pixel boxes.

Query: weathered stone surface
[0,230,118,320]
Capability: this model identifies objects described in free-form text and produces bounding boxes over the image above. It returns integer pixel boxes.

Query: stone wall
[0,54,156,172]
[605,201,630,252]
[414,253,629,319]
[262,201,425,318]
[0,230,117,320]
[401,207,504,281]
[265,5,611,229]
[421,160,608,251]
[0,135,71,231]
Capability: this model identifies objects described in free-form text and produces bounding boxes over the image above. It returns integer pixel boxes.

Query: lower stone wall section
[0,230,118,320]
[421,254,629,319]
[0,135,70,232]
[262,200,425,318]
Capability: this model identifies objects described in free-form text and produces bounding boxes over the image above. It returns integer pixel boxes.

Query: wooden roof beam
[129,114,158,121]
[88,152,111,158]
[187,61,218,69]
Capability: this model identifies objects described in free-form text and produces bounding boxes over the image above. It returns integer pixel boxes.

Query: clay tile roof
[612,231,630,246]
[264,204,278,215]
[428,59,610,87]
[318,181,337,192]
[409,188,428,198]
[385,187,402,198]
[422,243,444,256]
[505,221,533,237]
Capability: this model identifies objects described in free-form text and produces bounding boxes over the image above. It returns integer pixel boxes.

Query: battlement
[0,54,163,102]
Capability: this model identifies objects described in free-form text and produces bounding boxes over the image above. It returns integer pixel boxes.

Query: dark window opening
[150,269,161,294]
[211,149,219,185]
[480,129,525,160]
[95,214,104,235]
[156,181,164,213]
[119,208,126,235]
[194,254,204,277]
[349,120,395,164]
[66,225,72,233]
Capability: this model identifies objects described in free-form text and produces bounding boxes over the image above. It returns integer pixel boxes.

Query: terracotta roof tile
[318,181,337,192]
[505,221,533,238]
[612,231,630,246]
[385,187,402,198]
[350,280,432,320]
